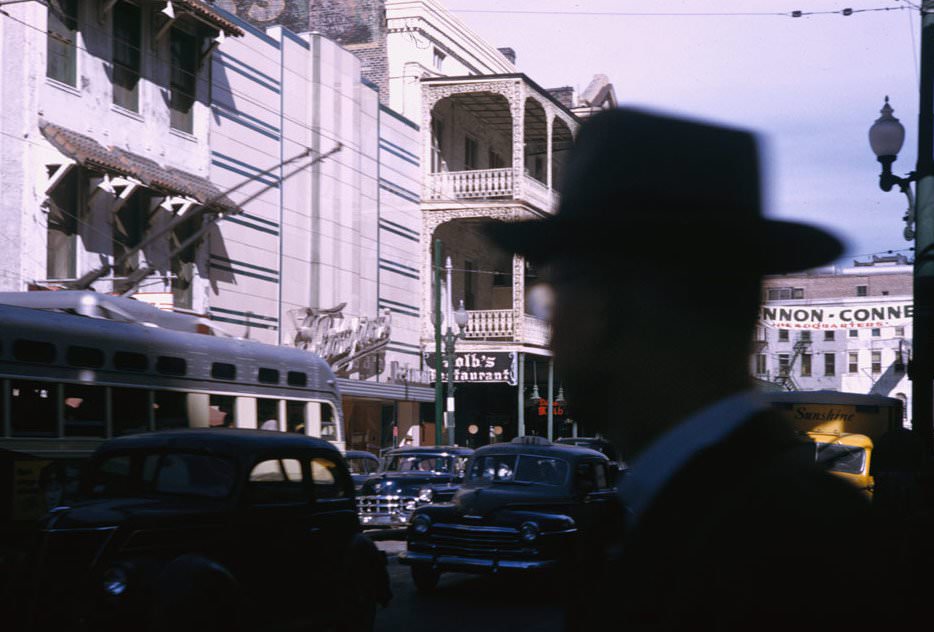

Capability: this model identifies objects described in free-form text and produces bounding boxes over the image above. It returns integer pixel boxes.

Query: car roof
[94,428,339,457]
[384,445,474,456]
[473,441,607,461]
[345,450,380,459]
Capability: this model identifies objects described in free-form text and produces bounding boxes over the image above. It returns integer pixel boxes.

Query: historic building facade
[0,0,241,306]
[753,256,912,424]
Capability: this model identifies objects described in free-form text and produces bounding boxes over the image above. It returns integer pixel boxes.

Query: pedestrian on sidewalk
[487,107,904,631]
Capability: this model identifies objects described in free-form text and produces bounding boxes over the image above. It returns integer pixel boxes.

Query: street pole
[445,257,456,446]
[433,239,443,445]
[547,358,554,441]
[914,1,934,457]
[517,352,525,437]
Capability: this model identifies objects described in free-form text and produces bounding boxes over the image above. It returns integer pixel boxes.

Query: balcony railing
[425,169,558,211]
[462,309,551,347]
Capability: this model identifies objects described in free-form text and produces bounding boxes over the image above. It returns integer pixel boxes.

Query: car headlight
[519,521,540,543]
[411,514,432,535]
[102,566,128,597]
[417,486,434,503]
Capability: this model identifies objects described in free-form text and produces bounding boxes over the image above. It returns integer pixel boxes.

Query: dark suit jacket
[573,410,905,631]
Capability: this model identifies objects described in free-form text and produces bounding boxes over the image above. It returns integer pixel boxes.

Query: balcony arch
[551,116,573,191]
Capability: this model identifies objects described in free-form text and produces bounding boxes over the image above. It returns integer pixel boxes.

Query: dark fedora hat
[486,108,843,274]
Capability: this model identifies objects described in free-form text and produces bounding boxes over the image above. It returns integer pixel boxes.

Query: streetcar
[0,291,344,526]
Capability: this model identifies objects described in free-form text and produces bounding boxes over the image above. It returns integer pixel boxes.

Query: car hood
[359,472,458,496]
[452,484,571,517]
[43,496,228,530]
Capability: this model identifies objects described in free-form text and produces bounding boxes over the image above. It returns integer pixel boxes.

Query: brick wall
[763,269,912,300]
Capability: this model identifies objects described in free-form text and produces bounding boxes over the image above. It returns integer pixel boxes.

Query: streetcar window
[287,371,307,387]
[211,362,236,380]
[10,380,56,437]
[114,351,147,372]
[258,398,280,430]
[112,388,150,436]
[321,404,337,440]
[156,356,187,376]
[13,339,56,364]
[258,368,279,384]
[66,346,104,369]
[64,384,106,437]
[286,400,305,433]
[209,395,236,427]
[154,391,187,430]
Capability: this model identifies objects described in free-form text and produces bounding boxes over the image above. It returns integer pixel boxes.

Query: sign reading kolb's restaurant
[759,301,913,330]
[423,352,518,385]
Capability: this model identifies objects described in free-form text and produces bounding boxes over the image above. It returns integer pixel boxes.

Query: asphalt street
[373,536,567,632]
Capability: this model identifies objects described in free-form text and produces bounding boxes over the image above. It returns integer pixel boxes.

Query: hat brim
[484,215,844,275]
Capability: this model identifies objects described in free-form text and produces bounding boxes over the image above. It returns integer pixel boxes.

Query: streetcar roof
[765,390,903,407]
[93,428,340,456]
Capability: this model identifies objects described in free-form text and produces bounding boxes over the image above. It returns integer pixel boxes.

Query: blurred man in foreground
[487,108,904,630]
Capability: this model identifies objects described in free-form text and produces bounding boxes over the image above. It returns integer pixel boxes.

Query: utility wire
[450,5,913,18]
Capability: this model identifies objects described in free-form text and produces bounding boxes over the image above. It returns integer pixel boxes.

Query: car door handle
[308,527,321,534]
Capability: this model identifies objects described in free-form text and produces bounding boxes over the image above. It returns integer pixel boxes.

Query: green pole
[433,239,444,445]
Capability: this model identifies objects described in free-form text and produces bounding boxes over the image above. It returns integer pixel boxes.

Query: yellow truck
[766,391,905,495]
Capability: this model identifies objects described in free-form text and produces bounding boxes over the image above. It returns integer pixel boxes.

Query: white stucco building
[0,0,241,307]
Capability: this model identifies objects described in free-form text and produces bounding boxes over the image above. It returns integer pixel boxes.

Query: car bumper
[359,512,412,528]
[398,549,558,573]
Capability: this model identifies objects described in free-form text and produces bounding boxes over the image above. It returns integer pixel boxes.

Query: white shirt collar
[617,389,766,526]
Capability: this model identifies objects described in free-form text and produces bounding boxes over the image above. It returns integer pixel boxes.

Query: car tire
[410,566,440,592]
[148,554,244,632]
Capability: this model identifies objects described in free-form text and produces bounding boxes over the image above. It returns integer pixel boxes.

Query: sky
[444,0,922,265]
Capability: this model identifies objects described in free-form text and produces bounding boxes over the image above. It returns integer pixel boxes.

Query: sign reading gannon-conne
[423,352,518,385]
[759,302,913,330]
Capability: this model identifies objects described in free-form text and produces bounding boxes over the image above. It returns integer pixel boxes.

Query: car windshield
[468,454,569,486]
[88,451,236,500]
[346,457,372,475]
[383,454,454,474]
[815,442,866,475]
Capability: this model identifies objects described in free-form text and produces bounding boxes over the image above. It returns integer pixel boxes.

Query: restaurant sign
[759,302,913,330]
[423,351,518,385]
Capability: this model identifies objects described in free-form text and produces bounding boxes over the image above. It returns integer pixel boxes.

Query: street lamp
[869,88,934,458]
[443,298,469,445]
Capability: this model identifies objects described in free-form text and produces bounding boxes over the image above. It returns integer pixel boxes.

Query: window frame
[111,1,143,112]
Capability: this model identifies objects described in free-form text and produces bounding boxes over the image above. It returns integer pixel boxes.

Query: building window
[824,330,835,341]
[47,0,78,86]
[488,148,505,169]
[799,331,811,342]
[849,329,859,338]
[112,189,147,293]
[778,329,789,342]
[433,47,446,71]
[766,287,804,300]
[112,1,142,112]
[848,352,859,374]
[872,351,882,374]
[464,136,479,170]
[872,328,881,337]
[856,285,868,297]
[778,354,790,376]
[755,354,767,375]
[896,326,905,337]
[824,353,835,376]
[800,353,812,377]
[169,27,197,133]
[882,291,889,296]
[46,167,80,281]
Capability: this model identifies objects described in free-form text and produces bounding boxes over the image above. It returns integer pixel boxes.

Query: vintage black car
[356,446,473,529]
[25,429,390,631]
[399,437,621,590]
[345,450,381,492]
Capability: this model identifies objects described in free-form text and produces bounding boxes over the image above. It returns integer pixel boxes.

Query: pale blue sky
[446,0,921,264]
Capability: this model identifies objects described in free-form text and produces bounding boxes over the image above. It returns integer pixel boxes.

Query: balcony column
[512,253,525,342]
[546,110,555,191]
[510,80,527,201]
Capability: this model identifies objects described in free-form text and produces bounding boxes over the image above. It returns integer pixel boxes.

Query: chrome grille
[423,523,526,556]
[357,495,417,516]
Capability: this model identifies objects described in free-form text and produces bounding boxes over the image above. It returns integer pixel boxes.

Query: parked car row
[5,430,621,630]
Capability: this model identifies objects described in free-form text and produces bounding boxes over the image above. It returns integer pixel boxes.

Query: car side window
[575,462,597,495]
[310,457,345,499]
[593,462,609,490]
[247,458,304,504]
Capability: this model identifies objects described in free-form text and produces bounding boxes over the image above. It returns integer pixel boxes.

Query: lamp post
[443,296,469,445]
[868,0,934,458]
